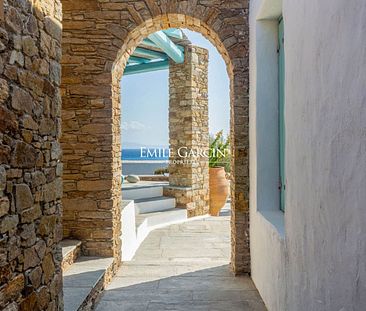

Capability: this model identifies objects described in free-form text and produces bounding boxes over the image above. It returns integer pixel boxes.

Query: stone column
[164,46,210,217]
[61,7,122,261]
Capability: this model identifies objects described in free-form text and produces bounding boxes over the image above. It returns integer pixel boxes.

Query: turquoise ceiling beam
[124,60,169,76]
[133,47,167,60]
[125,29,185,75]
[163,28,184,39]
[141,38,156,48]
[148,31,185,63]
[127,56,149,64]
[141,38,184,53]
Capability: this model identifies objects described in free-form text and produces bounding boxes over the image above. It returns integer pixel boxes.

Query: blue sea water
[122,148,169,161]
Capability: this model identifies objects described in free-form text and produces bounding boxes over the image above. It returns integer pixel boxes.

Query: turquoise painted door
[278,17,286,212]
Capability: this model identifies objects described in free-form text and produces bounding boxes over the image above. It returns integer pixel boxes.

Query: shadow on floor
[95,202,266,311]
[96,264,267,311]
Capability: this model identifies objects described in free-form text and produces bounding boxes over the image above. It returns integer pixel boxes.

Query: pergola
[124,28,186,75]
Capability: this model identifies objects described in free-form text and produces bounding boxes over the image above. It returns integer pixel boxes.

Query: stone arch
[61,0,249,274]
[112,15,234,79]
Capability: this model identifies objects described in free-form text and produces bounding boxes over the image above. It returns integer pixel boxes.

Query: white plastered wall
[249,0,366,310]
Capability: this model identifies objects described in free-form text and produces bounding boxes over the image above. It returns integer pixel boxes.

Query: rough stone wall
[61,0,249,274]
[0,0,63,310]
[61,6,121,259]
[166,45,209,217]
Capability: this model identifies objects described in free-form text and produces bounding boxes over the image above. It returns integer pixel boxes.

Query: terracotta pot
[209,167,229,216]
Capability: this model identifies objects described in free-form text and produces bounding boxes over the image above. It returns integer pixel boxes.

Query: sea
[122,148,169,161]
[122,149,169,175]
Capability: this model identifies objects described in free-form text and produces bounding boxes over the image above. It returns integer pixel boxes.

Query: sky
[121,29,230,149]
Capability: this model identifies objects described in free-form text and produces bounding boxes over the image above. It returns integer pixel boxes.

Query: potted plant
[209,131,231,216]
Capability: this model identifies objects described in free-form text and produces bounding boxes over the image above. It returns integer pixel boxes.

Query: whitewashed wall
[249,0,366,310]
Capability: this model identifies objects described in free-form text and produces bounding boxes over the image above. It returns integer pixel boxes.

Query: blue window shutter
[278,17,286,212]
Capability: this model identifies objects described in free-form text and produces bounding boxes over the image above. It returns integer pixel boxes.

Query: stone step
[121,200,188,262]
[136,208,187,240]
[134,196,176,214]
[61,239,82,272]
[63,256,114,311]
[122,184,164,200]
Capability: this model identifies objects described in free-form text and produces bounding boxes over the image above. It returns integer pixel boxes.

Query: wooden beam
[124,60,169,76]
[127,56,150,64]
[133,47,167,60]
[148,31,185,63]
[163,28,184,39]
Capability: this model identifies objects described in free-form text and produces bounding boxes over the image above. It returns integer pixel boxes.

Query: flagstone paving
[96,207,266,311]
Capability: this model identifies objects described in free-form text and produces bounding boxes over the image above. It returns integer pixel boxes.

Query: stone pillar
[61,7,122,261]
[164,46,210,217]
[0,0,63,309]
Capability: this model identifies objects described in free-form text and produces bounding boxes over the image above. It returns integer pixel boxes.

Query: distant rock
[126,175,140,183]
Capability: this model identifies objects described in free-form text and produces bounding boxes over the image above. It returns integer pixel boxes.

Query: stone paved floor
[96,208,266,311]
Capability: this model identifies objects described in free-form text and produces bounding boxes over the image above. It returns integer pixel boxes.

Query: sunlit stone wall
[165,45,210,217]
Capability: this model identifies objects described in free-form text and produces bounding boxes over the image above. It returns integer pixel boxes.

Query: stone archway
[61,0,249,275]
